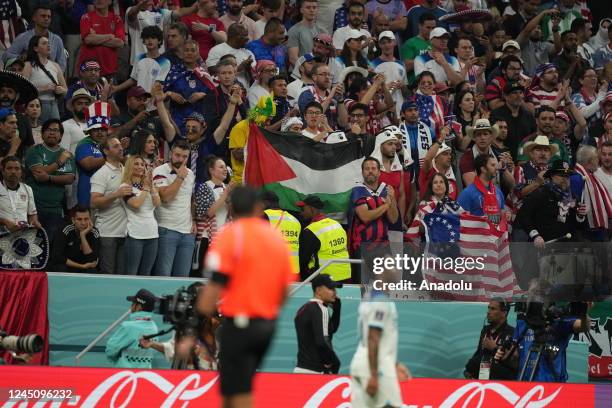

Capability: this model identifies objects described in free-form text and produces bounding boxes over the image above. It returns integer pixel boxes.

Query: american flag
[415,93,445,134]
[406,201,518,301]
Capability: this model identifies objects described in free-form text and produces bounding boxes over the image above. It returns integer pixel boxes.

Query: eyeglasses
[316,72,331,77]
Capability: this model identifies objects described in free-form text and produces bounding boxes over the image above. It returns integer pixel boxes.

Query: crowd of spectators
[0,0,610,281]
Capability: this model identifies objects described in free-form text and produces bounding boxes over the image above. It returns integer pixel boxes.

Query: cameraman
[496,302,591,382]
[294,274,342,374]
[464,300,517,380]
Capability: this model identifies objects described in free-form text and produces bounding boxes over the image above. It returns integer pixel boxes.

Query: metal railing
[74,259,362,364]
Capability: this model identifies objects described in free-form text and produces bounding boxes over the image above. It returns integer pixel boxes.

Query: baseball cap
[429,27,450,40]
[311,274,343,291]
[503,82,525,94]
[401,96,417,111]
[434,82,451,94]
[303,53,315,63]
[126,288,158,312]
[502,40,521,52]
[296,195,324,209]
[378,30,395,41]
[346,29,366,42]
[127,86,151,99]
[555,111,570,122]
[314,33,333,47]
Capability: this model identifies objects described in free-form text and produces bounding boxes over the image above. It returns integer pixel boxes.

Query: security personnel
[298,195,351,282]
[105,289,159,369]
[262,191,301,273]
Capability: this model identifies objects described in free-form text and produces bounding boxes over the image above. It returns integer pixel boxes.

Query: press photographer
[139,283,221,370]
[0,328,43,365]
[495,301,591,382]
[464,300,517,380]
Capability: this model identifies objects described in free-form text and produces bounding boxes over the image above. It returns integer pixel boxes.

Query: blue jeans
[124,236,159,276]
[153,227,196,277]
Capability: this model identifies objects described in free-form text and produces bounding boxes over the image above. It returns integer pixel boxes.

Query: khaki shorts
[351,375,402,408]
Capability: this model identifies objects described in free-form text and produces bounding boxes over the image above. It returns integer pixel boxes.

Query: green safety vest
[305,217,350,281]
[265,209,301,273]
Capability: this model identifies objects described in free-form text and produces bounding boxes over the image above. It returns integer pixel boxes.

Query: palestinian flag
[244,124,365,214]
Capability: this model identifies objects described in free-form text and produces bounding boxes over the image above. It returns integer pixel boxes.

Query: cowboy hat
[466,119,499,139]
[0,70,38,105]
[67,88,94,111]
[338,66,369,84]
[522,135,559,158]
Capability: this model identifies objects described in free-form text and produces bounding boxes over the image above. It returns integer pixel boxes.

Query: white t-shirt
[123,183,159,239]
[373,59,407,117]
[152,163,195,234]
[130,55,171,92]
[205,180,229,235]
[61,119,87,210]
[0,182,36,223]
[287,79,306,101]
[350,300,399,379]
[301,128,319,140]
[206,43,256,88]
[332,26,371,51]
[414,53,460,85]
[90,162,127,238]
[126,7,173,65]
[595,168,612,196]
[253,19,266,40]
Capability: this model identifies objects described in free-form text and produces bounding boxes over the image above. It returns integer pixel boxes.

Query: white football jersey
[350,300,399,379]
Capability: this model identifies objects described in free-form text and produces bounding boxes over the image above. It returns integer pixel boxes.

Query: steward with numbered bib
[298,195,351,282]
[262,191,301,274]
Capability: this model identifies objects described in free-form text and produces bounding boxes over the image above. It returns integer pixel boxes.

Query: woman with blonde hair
[121,155,161,275]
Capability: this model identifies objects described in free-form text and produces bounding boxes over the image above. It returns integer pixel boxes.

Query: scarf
[545,179,572,203]
[473,176,502,226]
[575,163,612,229]
[399,121,432,167]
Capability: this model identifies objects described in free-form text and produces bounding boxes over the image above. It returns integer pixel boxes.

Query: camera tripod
[517,342,560,382]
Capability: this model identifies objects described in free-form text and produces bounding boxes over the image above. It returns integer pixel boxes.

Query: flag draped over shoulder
[244,124,365,214]
[406,200,518,301]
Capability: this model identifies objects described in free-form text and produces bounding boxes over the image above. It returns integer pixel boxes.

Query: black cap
[504,82,525,94]
[544,160,575,178]
[296,195,324,209]
[126,289,158,312]
[311,274,343,291]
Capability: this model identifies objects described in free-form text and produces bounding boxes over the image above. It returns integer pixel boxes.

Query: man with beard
[288,54,315,101]
[595,141,612,195]
[90,136,129,275]
[25,119,76,244]
[287,0,328,67]
[65,61,117,114]
[0,71,36,158]
[298,64,347,130]
[490,82,537,161]
[458,154,507,225]
[269,75,295,130]
[553,31,590,90]
[153,140,196,277]
[348,157,398,282]
[111,85,175,150]
[333,2,371,52]
[247,18,288,73]
[517,106,557,164]
[0,108,21,162]
[485,56,523,111]
[515,160,586,247]
[516,9,562,76]
[219,0,258,41]
[206,23,255,88]
[75,102,110,207]
[526,63,568,113]
[0,155,42,233]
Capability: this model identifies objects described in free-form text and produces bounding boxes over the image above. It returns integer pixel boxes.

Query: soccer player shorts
[351,375,402,408]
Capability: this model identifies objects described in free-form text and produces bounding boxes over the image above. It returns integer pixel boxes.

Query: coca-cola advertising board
[0,366,605,407]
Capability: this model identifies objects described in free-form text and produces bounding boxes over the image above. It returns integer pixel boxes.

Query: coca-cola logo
[303,377,352,408]
[79,371,218,408]
[439,382,563,408]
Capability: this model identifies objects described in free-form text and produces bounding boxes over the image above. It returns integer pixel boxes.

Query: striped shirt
[526,84,562,111]
[348,184,390,253]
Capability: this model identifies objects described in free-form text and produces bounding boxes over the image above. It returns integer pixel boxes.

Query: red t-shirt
[418,167,458,201]
[79,10,125,76]
[181,15,225,61]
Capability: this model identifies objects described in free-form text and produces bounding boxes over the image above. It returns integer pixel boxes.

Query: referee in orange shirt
[198,186,296,408]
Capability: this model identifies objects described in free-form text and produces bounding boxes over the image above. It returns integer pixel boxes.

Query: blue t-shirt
[457,183,506,216]
[75,137,103,206]
[513,318,576,382]
[246,40,287,72]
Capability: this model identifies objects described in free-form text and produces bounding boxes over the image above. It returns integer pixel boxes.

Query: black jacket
[294,298,341,373]
[465,321,517,380]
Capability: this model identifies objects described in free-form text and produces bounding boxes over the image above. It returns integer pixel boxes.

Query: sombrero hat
[439,8,493,24]
[0,70,38,105]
